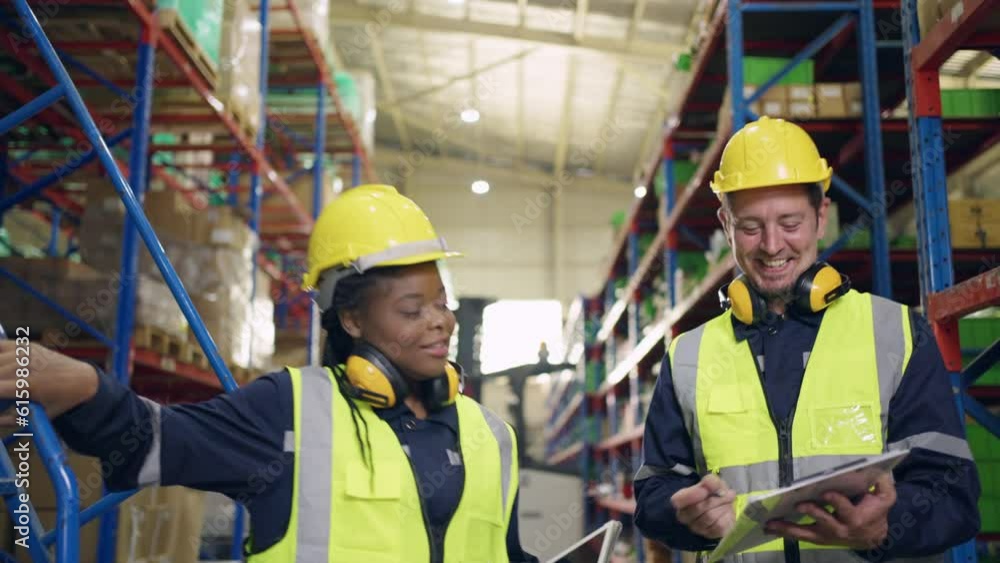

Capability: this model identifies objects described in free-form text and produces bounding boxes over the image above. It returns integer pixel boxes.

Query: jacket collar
[730,304,825,342]
[375,397,460,432]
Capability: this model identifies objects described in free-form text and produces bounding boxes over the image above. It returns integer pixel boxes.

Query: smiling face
[339,262,456,381]
[718,184,829,313]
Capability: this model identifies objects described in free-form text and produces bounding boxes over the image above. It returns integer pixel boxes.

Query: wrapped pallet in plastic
[219,0,262,136]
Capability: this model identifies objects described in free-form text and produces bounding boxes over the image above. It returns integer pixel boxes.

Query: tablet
[708,449,910,561]
[545,520,623,563]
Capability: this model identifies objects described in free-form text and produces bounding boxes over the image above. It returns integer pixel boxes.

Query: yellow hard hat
[710,116,832,195]
[303,184,461,292]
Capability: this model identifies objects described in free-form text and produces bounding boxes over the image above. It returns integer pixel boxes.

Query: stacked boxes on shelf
[0,446,205,563]
[78,183,275,376]
[145,0,262,138]
[219,0,263,135]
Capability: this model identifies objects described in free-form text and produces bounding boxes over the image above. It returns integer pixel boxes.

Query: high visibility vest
[667,290,967,563]
[249,366,519,563]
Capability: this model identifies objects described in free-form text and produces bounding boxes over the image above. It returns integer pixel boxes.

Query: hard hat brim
[302,249,463,291]
[711,169,832,195]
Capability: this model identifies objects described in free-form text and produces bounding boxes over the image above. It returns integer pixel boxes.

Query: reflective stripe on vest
[248,366,518,563]
[669,291,961,562]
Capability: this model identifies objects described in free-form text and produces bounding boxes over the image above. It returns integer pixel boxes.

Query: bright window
[479,300,565,383]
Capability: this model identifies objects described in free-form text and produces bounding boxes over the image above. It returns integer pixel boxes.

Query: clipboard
[708,449,910,562]
[546,520,623,563]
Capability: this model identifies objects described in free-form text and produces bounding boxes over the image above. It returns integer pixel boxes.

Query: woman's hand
[0,340,100,424]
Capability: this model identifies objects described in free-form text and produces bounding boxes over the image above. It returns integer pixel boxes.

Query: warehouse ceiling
[329,0,705,185]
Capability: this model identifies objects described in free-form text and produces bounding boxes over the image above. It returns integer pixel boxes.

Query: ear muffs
[719,274,769,326]
[344,342,462,411]
[719,262,851,325]
[792,261,851,314]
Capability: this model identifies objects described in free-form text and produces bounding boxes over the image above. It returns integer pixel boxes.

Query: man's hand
[0,341,100,425]
[670,473,737,539]
[766,473,896,549]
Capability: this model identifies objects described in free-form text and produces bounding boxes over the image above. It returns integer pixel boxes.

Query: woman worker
[0,184,540,562]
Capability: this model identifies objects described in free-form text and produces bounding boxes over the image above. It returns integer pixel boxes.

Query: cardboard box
[788,100,817,119]
[787,85,814,102]
[0,258,118,340]
[950,199,1000,249]
[844,83,864,116]
[816,83,849,117]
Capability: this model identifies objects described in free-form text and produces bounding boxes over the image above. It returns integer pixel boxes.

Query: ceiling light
[448,0,464,5]
[634,185,647,198]
[471,180,490,195]
[460,108,480,123]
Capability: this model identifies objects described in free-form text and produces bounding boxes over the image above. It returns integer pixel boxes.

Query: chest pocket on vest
[458,509,504,563]
[338,460,408,560]
[807,402,880,453]
[702,385,752,454]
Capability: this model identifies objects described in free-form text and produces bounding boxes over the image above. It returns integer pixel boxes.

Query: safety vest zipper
[753,350,800,563]
[404,451,440,563]
[438,429,466,563]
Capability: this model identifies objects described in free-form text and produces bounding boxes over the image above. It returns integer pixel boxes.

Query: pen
[703,470,727,497]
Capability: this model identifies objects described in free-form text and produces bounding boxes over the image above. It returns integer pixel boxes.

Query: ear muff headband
[343,342,462,411]
[720,261,851,325]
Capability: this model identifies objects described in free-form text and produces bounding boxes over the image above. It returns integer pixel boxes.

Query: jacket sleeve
[857,311,981,562]
[632,352,718,552]
[52,367,292,505]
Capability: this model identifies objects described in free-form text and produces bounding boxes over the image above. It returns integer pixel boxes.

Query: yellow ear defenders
[344,342,462,412]
[718,261,851,325]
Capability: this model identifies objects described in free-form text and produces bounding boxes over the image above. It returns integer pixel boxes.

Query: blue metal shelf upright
[903,0,1000,554]
[0,0,373,561]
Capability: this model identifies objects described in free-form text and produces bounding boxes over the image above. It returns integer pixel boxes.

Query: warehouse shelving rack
[903,0,1000,550]
[0,0,373,561]
[546,0,1000,561]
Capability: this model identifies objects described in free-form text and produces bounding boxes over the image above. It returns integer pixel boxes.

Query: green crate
[638,233,657,257]
[744,56,815,86]
[981,499,1000,533]
[942,89,1000,117]
[969,423,996,460]
[655,160,699,195]
[611,210,626,231]
[844,228,871,249]
[157,0,223,66]
[959,317,1000,350]
[677,251,709,279]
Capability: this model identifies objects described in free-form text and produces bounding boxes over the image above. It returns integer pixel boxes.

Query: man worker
[633,117,981,562]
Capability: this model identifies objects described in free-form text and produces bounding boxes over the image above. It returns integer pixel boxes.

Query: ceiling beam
[329,3,683,60]
[626,0,649,44]
[517,55,525,167]
[962,52,995,87]
[374,146,632,194]
[385,47,538,108]
[595,66,626,175]
[553,56,577,178]
[632,71,675,183]
[574,0,589,43]
[518,0,528,28]
[371,35,413,151]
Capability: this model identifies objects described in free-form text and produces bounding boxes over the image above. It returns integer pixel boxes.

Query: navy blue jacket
[53,368,539,562]
[633,305,981,561]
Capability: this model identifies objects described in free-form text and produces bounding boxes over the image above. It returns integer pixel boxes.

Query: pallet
[155,9,219,90]
[178,341,210,371]
[133,325,185,358]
